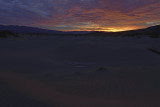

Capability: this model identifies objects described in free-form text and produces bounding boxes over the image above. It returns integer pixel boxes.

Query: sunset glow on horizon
[55,25,142,32]
[98,26,142,32]
[0,0,160,31]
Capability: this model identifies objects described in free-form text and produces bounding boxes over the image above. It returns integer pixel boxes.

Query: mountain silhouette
[87,25,160,38]
[0,25,159,37]
[0,25,90,34]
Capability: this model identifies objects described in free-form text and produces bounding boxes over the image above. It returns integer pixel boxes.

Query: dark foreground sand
[0,71,160,107]
[0,36,160,107]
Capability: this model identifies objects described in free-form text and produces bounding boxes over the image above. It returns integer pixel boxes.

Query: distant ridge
[87,25,160,38]
[0,25,160,37]
[118,25,160,37]
[0,25,90,34]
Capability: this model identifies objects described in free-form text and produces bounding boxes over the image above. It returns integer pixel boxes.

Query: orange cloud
[1,0,160,31]
[36,0,160,31]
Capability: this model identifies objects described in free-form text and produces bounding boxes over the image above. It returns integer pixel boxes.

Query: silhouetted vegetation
[0,30,18,38]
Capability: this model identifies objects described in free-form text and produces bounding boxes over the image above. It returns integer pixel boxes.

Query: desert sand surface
[0,35,160,107]
[0,71,160,107]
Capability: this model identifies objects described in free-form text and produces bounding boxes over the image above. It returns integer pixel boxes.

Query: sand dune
[0,36,160,107]
[0,71,160,107]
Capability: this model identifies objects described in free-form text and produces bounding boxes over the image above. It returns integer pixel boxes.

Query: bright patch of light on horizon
[98,26,140,32]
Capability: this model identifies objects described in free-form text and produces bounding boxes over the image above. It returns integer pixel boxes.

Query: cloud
[0,0,160,31]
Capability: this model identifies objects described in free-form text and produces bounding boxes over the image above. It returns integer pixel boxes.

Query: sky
[0,0,160,32]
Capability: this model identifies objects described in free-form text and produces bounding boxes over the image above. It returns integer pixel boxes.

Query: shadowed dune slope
[0,71,160,107]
